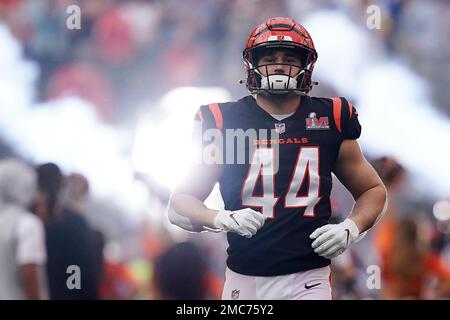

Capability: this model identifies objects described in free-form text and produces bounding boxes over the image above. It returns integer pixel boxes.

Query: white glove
[213,208,266,238]
[309,218,360,259]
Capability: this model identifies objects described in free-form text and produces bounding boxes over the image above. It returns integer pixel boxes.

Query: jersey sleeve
[343,98,361,140]
[193,103,223,145]
[331,97,361,140]
[192,103,224,164]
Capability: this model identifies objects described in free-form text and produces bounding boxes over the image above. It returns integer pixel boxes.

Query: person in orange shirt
[372,156,450,298]
[372,157,406,280]
[381,217,450,299]
[371,157,406,197]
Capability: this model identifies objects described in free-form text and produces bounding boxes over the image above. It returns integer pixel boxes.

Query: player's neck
[255,93,301,115]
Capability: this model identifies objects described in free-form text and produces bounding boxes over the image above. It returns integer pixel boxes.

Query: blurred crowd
[1,0,450,300]
[0,0,449,125]
[1,155,450,300]
[0,158,223,299]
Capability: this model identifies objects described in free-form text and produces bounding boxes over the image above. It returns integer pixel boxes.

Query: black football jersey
[195,95,361,276]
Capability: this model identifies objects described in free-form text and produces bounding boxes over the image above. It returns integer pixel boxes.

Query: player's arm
[168,161,222,232]
[333,139,387,231]
[167,110,265,237]
[167,108,223,232]
[310,139,387,259]
[168,159,266,237]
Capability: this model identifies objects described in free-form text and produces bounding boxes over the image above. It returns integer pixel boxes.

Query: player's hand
[213,208,266,238]
[309,218,360,259]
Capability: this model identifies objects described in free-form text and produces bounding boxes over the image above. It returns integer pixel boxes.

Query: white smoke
[132,86,232,190]
[0,24,149,225]
[304,10,450,198]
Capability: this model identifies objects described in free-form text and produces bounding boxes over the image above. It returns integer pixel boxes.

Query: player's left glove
[309,218,360,259]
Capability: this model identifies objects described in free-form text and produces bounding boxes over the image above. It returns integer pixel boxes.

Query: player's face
[257,49,302,77]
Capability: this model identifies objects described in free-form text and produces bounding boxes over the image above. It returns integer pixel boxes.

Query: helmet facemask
[243,44,316,96]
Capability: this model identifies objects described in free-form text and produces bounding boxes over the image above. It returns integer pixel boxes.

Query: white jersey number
[241,147,321,218]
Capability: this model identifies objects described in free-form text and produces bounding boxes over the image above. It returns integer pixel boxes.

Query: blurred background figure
[382,216,450,299]
[372,157,450,299]
[35,163,99,299]
[98,258,140,300]
[152,241,220,300]
[372,156,407,295]
[63,173,105,296]
[34,163,64,223]
[0,158,47,300]
[373,156,407,265]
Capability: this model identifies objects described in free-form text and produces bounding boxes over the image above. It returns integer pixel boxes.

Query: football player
[167,17,387,300]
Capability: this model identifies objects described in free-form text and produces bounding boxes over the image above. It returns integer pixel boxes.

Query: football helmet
[242,17,318,95]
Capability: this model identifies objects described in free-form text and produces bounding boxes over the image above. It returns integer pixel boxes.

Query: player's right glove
[212,208,266,238]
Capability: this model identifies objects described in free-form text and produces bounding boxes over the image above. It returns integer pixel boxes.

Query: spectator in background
[45,63,114,122]
[34,162,64,223]
[372,157,450,298]
[373,156,407,259]
[382,216,450,299]
[63,173,105,298]
[92,5,137,66]
[0,158,47,299]
[99,259,139,300]
[35,163,98,299]
[153,241,215,300]
[371,156,405,296]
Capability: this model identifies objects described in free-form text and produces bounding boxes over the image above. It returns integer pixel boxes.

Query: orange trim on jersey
[348,102,353,118]
[195,109,204,122]
[208,103,223,130]
[331,97,342,133]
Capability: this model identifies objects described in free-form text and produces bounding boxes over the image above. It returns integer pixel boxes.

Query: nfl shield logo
[275,122,285,134]
[231,289,240,300]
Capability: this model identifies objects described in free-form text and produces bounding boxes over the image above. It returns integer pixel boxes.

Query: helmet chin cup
[260,74,297,93]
